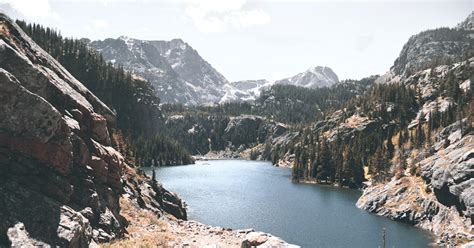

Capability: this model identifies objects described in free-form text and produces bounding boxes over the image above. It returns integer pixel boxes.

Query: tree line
[16,20,193,167]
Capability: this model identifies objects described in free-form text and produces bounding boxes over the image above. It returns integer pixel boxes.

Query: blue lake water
[147,160,434,247]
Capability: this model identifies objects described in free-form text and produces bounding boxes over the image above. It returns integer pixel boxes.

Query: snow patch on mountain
[88,37,229,105]
[224,67,339,102]
[88,36,339,105]
[274,66,339,88]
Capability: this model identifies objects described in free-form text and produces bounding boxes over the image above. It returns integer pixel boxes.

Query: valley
[0,6,472,248]
[148,160,435,247]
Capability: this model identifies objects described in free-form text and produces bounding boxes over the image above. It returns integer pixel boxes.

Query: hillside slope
[0,14,295,247]
[88,37,232,105]
[0,13,186,246]
[254,13,474,246]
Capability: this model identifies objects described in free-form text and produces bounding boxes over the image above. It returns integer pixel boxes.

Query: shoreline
[102,197,298,248]
[149,157,460,247]
[292,178,362,190]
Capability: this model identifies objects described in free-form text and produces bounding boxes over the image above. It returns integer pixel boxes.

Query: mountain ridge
[88,36,340,105]
[88,36,230,105]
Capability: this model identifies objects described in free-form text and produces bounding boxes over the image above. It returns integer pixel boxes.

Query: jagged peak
[232,79,268,84]
[118,35,131,40]
[170,38,185,44]
[456,11,473,31]
[305,66,334,75]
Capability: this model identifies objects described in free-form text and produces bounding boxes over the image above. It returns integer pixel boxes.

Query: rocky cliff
[357,45,473,246]
[164,113,288,156]
[0,14,186,247]
[357,121,473,246]
[391,12,473,76]
[88,36,340,105]
[88,37,232,105]
[245,14,473,246]
[225,67,340,103]
[0,14,297,248]
[275,66,339,88]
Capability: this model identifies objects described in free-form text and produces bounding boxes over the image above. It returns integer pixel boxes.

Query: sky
[0,0,471,82]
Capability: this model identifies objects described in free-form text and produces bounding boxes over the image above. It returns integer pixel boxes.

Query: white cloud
[225,9,270,29]
[354,34,375,52]
[269,71,292,82]
[84,19,109,32]
[93,19,109,29]
[184,0,270,33]
[0,0,59,20]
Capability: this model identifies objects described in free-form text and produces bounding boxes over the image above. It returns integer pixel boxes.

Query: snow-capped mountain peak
[88,35,339,105]
[88,36,229,105]
[275,66,339,88]
[225,67,339,103]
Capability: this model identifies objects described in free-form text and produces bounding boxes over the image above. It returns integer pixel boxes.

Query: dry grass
[100,198,176,248]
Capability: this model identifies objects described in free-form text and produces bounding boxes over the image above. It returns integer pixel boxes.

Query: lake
[145,160,434,247]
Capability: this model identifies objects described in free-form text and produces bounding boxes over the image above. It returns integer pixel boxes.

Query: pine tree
[317,141,333,183]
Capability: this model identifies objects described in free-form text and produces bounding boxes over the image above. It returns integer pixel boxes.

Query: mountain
[223,79,270,102]
[160,12,473,247]
[456,11,473,31]
[232,79,270,91]
[224,66,340,102]
[1,14,296,247]
[275,66,339,88]
[253,13,473,246]
[88,36,230,105]
[390,12,473,76]
[89,37,340,105]
[0,13,187,246]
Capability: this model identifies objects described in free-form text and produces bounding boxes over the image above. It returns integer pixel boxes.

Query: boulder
[122,170,188,220]
[7,223,50,248]
[89,156,108,183]
[241,232,299,248]
[90,113,111,145]
[56,206,92,247]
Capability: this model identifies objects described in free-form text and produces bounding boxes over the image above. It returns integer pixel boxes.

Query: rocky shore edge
[103,196,298,248]
[356,121,473,247]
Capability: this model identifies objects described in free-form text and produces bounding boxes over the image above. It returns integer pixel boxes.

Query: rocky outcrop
[123,168,187,220]
[240,231,296,248]
[106,197,297,248]
[357,121,473,246]
[313,111,381,143]
[275,66,339,89]
[223,115,288,149]
[420,130,473,223]
[391,13,473,76]
[165,113,288,156]
[0,13,125,246]
[0,14,187,247]
[88,37,231,105]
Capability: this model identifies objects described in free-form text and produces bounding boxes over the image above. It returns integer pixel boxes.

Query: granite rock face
[357,121,473,246]
[0,14,187,247]
[275,66,339,89]
[391,13,473,76]
[88,37,340,105]
[419,126,474,223]
[223,115,288,149]
[356,49,473,246]
[88,37,231,105]
[0,13,124,246]
[122,167,187,220]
